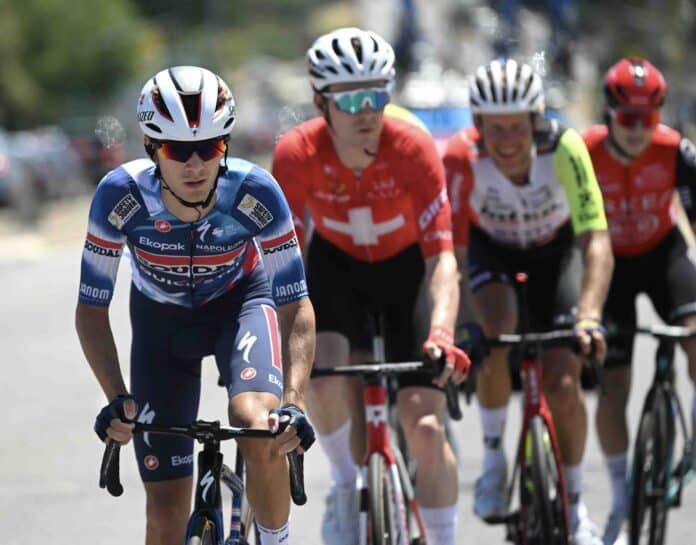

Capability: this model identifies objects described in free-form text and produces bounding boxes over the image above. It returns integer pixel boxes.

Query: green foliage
[1,0,142,129]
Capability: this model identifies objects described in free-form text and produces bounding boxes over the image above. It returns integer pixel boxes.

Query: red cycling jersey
[583,124,696,257]
[272,116,453,262]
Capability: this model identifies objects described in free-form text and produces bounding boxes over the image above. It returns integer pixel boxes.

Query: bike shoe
[473,462,508,519]
[572,504,603,545]
[601,506,627,545]
[321,483,358,545]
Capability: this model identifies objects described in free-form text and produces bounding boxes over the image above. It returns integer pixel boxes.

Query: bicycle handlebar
[311,359,463,421]
[99,419,307,505]
[617,324,696,340]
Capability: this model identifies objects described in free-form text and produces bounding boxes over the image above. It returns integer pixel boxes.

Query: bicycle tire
[520,415,569,545]
[368,453,400,545]
[629,393,670,545]
[188,516,217,545]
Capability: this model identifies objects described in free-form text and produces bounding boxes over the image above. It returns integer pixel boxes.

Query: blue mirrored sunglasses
[324,87,391,114]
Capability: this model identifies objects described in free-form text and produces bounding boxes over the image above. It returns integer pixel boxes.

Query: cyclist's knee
[544,369,582,416]
[402,413,447,462]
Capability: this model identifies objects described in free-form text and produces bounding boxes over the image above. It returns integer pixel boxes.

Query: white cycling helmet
[137,66,236,141]
[468,59,545,114]
[306,27,396,91]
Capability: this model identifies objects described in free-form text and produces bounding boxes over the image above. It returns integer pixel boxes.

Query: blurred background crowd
[0,0,694,226]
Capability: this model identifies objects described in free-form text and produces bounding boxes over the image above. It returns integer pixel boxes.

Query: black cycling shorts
[604,227,696,368]
[129,267,283,482]
[306,233,432,389]
[467,223,582,330]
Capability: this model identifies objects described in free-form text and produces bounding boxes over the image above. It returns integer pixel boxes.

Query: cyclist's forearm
[425,251,460,331]
[75,303,128,401]
[577,229,614,319]
[277,297,316,409]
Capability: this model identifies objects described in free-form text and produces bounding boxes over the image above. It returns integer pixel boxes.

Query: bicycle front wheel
[629,392,670,545]
[520,415,569,545]
[188,516,217,545]
[368,453,404,545]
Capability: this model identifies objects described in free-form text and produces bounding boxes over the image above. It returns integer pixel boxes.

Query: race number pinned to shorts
[108,194,141,229]
[237,194,273,229]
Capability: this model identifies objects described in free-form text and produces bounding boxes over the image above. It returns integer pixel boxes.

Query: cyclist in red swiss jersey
[272,27,469,545]
[583,57,696,545]
[446,58,613,545]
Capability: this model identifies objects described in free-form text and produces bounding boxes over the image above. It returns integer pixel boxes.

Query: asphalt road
[1,234,695,544]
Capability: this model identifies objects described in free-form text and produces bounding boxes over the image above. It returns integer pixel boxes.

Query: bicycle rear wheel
[629,393,670,545]
[368,453,404,545]
[520,415,569,545]
[188,516,217,545]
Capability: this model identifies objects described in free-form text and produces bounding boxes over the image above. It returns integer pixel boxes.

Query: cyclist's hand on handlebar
[574,317,607,363]
[423,326,471,387]
[94,394,137,445]
[269,403,316,455]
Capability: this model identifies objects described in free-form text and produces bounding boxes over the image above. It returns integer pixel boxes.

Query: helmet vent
[486,66,498,102]
[332,38,342,57]
[181,93,201,128]
[145,123,162,133]
[341,62,354,74]
[315,50,326,61]
[351,37,363,62]
[511,64,522,101]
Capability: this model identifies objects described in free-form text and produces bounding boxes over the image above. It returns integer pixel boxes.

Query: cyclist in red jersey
[446,58,613,545]
[583,57,696,545]
[272,27,470,545]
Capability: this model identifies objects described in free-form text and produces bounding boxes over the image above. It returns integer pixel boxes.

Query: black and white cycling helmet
[468,59,545,114]
[137,66,236,141]
[306,27,396,92]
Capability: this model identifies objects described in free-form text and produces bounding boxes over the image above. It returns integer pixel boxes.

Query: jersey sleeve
[443,133,475,247]
[271,129,309,248]
[78,175,130,306]
[240,167,309,306]
[405,131,454,258]
[554,127,608,235]
[676,137,696,220]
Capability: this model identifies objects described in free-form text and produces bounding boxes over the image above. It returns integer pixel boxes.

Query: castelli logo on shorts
[144,455,159,471]
[155,219,171,233]
[240,367,257,380]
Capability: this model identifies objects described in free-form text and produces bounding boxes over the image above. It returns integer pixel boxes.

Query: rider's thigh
[314,331,351,368]
[474,282,517,337]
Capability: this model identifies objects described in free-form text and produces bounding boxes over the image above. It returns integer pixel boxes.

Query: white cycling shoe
[321,483,358,545]
[601,506,628,545]
[473,463,508,519]
[571,503,604,545]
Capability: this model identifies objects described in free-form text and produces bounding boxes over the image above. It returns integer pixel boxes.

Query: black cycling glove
[94,394,136,442]
[271,403,316,452]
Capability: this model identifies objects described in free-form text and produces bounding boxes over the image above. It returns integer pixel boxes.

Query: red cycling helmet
[603,57,667,109]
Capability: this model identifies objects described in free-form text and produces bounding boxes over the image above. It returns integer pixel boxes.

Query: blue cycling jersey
[79,157,308,308]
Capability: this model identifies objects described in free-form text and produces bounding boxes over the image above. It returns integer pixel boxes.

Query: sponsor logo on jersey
[139,236,185,251]
[171,454,194,467]
[268,373,283,389]
[237,194,273,228]
[274,280,307,300]
[418,188,447,230]
[108,193,141,229]
[80,282,110,302]
[155,219,171,233]
[260,231,298,255]
[134,244,245,278]
[240,367,257,380]
[144,455,159,471]
[85,233,123,257]
[424,230,453,242]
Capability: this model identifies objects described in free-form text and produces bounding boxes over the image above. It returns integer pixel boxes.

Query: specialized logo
[197,220,211,242]
[237,194,273,229]
[155,219,171,233]
[108,193,141,229]
[137,111,155,122]
[137,402,156,447]
[240,367,257,380]
[144,455,159,471]
[237,331,257,364]
[260,231,298,255]
[201,470,215,503]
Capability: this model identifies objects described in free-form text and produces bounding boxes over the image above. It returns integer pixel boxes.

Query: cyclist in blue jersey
[75,66,316,545]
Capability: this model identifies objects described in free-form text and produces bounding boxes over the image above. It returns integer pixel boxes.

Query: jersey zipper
[189,225,196,309]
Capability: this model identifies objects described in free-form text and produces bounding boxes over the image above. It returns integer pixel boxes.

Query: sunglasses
[610,108,660,129]
[154,137,227,162]
[323,87,391,114]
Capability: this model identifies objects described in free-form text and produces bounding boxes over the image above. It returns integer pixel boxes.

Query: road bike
[99,419,305,545]
[311,311,462,545]
[465,273,600,545]
[620,324,696,545]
